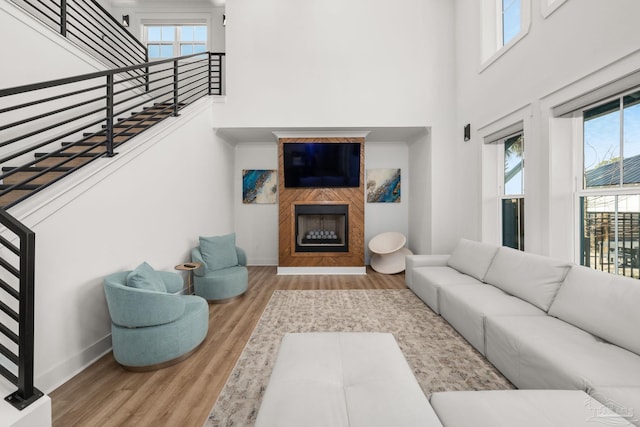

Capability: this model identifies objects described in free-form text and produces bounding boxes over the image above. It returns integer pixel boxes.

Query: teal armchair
[191,245,248,303]
[103,269,209,370]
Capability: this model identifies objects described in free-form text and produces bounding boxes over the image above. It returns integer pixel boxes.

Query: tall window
[580,89,640,277]
[481,0,529,68]
[144,25,207,59]
[501,0,521,46]
[502,133,524,250]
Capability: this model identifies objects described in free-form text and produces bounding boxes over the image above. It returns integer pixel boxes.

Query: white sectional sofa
[406,238,640,426]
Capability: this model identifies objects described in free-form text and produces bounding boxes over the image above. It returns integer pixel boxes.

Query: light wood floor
[50,266,407,427]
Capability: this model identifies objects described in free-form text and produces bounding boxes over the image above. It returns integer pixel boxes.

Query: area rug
[205,289,514,426]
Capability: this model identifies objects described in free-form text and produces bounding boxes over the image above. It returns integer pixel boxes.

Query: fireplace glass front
[295,204,348,253]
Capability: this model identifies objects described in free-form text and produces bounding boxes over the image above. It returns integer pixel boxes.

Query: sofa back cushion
[447,239,499,282]
[549,264,640,355]
[483,247,571,311]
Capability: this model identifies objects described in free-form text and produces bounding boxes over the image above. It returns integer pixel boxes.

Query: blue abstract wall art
[366,168,401,203]
[242,169,278,204]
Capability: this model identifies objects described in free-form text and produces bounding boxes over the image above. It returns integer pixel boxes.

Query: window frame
[498,132,525,250]
[575,87,640,277]
[479,105,530,248]
[578,88,640,194]
[142,22,208,60]
[480,0,531,71]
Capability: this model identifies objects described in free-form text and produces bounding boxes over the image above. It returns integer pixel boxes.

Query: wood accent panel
[278,137,365,267]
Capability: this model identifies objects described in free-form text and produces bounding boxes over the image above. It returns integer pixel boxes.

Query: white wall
[454,0,640,258]
[0,2,108,87]
[408,130,432,253]
[216,0,458,254]
[364,142,410,262]
[218,0,433,126]
[9,100,235,392]
[233,142,279,265]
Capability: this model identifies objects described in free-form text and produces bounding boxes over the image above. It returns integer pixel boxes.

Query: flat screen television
[283,142,361,188]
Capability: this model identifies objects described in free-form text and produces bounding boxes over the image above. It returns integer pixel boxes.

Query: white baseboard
[37,335,112,394]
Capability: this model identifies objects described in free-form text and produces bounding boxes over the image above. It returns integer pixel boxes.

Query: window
[480,0,530,69]
[144,25,207,59]
[501,0,521,46]
[501,133,524,250]
[580,89,640,277]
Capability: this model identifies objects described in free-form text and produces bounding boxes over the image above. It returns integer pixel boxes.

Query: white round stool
[368,232,413,274]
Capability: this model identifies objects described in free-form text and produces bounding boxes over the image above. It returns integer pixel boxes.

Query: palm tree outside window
[502,133,524,250]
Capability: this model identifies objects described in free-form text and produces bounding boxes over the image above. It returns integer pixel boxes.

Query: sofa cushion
[446,239,499,282]
[430,390,634,427]
[405,254,450,289]
[549,264,640,356]
[484,316,640,391]
[483,247,571,311]
[199,233,239,271]
[409,266,482,314]
[589,386,640,426]
[126,262,166,292]
[439,284,546,355]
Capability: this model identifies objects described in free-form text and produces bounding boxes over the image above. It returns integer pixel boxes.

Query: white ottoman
[430,390,634,426]
[255,332,443,427]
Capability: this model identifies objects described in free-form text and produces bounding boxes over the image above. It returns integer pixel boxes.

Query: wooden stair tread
[58,145,106,154]
[3,171,66,186]
[0,190,32,206]
[35,152,99,158]
[33,157,93,168]
[0,184,40,190]
[81,137,127,144]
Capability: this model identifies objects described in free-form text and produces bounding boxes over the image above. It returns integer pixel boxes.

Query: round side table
[175,262,202,295]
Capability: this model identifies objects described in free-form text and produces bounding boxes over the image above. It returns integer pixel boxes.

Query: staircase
[0,103,175,208]
[1,1,224,211]
[0,49,223,211]
[0,2,222,426]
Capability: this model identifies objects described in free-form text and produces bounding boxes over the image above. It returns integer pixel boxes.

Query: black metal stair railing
[0,207,42,410]
[9,0,148,83]
[0,51,225,209]
[0,49,224,409]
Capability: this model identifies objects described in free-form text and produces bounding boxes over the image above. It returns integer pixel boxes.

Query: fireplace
[277,135,364,271]
[295,204,348,253]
